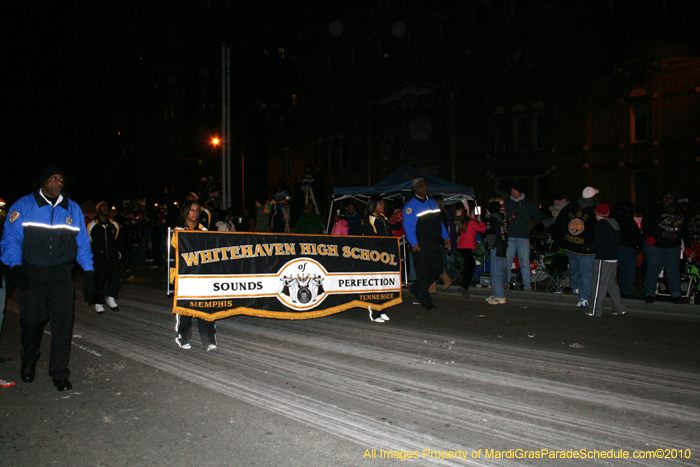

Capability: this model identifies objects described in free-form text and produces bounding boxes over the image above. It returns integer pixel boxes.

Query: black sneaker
[612,310,627,315]
[644,296,655,304]
[673,297,684,305]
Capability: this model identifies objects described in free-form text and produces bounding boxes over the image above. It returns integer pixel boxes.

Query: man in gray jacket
[504,181,543,291]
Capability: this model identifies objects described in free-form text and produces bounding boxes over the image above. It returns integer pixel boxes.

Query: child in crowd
[588,203,627,317]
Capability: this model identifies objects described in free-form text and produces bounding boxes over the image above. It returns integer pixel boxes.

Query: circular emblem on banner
[568,218,585,236]
[276,258,329,311]
[297,287,312,304]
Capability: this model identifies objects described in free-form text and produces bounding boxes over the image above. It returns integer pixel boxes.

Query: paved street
[1,265,699,466]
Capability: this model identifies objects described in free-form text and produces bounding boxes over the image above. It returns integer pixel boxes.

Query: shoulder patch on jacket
[9,211,19,223]
[405,208,412,214]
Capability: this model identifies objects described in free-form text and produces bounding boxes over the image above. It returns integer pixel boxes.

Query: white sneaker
[485,295,495,303]
[105,296,119,309]
[577,299,589,308]
[206,344,218,352]
[175,337,191,349]
[380,314,390,321]
[488,297,507,305]
[368,307,385,323]
[95,303,105,314]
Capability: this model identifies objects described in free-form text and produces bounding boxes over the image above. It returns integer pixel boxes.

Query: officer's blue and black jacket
[402,195,448,247]
[0,190,94,271]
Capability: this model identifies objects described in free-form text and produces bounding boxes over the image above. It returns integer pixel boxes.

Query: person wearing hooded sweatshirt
[641,189,693,304]
[485,200,508,305]
[555,186,599,308]
[587,203,627,317]
[504,181,542,291]
[609,201,643,298]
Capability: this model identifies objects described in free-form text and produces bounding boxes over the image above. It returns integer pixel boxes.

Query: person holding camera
[485,200,508,305]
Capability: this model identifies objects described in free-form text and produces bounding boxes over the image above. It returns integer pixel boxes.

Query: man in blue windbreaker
[403,178,450,310]
[0,165,96,392]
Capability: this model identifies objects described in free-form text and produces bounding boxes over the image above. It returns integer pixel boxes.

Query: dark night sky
[3,0,698,207]
[3,1,300,204]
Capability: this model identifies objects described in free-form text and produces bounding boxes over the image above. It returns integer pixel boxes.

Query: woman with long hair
[362,195,392,323]
[173,200,218,351]
[455,204,486,298]
[363,195,392,237]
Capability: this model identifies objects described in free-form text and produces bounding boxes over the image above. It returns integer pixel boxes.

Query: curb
[436,285,700,320]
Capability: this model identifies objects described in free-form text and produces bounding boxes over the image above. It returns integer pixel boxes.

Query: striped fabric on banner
[171,231,402,320]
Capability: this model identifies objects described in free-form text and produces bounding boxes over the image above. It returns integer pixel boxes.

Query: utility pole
[221,43,232,209]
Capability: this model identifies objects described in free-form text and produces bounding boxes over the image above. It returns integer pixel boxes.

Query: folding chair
[657,259,700,303]
[543,250,569,293]
[446,249,465,286]
[509,256,540,290]
[687,263,700,304]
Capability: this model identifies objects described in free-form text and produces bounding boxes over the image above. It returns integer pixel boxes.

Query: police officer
[87,201,122,313]
[403,178,450,310]
[0,165,96,391]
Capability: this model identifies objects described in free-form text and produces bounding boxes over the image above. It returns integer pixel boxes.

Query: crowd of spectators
[73,172,700,309]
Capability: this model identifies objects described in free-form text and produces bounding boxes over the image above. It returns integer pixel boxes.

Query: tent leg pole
[325,200,335,234]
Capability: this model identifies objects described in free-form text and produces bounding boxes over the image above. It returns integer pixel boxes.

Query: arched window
[629,88,649,143]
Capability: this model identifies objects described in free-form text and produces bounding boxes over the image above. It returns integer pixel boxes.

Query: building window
[337,136,345,171]
[316,138,324,167]
[536,175,548,206]
[630,102,649,143]
[513,104,527,152]
[350,45,358,64]
[532,101,547,150]
[632,170,649,213]
[496,177,510,194]
[493,107,507,153]
[327,137,335,171]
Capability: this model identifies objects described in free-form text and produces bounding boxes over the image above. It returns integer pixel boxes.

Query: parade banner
[171,231,402,321]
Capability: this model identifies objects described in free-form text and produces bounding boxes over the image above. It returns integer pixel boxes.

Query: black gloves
[83,270,97,302]
[9,265,29,290]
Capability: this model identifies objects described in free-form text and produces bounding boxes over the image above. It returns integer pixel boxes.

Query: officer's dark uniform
[403,195,449,308]
[1,185,94,383]
[87,211,122,308]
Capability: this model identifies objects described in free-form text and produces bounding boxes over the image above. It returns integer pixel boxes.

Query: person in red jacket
[455,205,486,298]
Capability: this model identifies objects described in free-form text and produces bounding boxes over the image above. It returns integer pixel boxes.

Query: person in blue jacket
[0,165,96,392]
[403,178,450,310]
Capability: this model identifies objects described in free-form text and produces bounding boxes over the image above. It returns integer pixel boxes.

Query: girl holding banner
[363,195,392,323]
[173,200,219,351]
